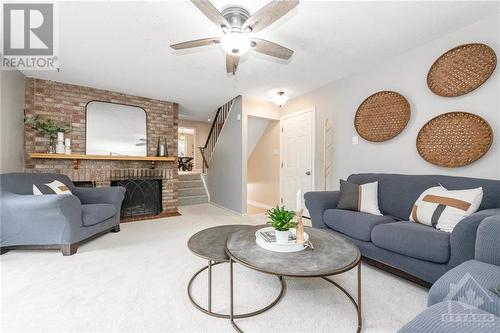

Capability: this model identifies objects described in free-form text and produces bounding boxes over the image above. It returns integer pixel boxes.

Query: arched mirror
[86,101,147,156]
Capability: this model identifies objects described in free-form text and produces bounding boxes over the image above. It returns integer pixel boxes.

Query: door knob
[305,171,311,175]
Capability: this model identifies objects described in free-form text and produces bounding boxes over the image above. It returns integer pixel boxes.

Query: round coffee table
[187,225,285,319]
[225,225,362,333]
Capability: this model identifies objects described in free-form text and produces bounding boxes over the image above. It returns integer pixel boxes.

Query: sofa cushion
[372,222,450,263]
[397,301,500,333]
[428,260,500,317]
[323,209,396,241]
[81,204,117,226]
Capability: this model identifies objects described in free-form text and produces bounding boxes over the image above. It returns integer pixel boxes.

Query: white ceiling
[21,1,498,121]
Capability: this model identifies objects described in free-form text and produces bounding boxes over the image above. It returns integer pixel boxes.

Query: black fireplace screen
[111,178,162,218]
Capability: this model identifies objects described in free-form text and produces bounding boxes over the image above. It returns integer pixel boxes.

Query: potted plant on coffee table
[266,205,297,244]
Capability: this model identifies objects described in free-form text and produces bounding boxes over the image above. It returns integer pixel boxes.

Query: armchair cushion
[372,222,450,263]
[428,260,500,317]
[73,186,125,207]
[81,204,117,227]
[323,209,396,241]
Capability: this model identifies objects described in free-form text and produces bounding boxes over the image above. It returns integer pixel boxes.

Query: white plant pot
[275,230,289,244]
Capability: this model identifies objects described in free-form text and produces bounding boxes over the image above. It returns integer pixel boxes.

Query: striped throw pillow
[337,180,382,216]
[33,180,72,195]
[409,186,483,232]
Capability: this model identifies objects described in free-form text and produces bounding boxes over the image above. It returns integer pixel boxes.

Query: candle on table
[296,189,302,211]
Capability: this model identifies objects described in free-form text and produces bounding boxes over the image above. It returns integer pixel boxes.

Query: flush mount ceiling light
[170,0,298,74]
[273,91,288,107]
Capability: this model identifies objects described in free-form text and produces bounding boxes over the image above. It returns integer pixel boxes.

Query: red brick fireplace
[24,78,179,216]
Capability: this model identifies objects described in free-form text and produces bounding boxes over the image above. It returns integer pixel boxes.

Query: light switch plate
[237,114,241,121]
[352,136,359,145]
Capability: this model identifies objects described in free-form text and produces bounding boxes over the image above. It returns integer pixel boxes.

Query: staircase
[178,172,208,206]
[199,98,236,174]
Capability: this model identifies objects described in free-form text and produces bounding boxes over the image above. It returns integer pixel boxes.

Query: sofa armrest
[448,209,500,267]
[73,186,125,209]
[0,193,82,245]
[475,215,500,266]
[304,191,340,229]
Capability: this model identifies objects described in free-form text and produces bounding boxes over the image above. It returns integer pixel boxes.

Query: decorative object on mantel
[427,43,497,97]
[56,132,65,154]
[157,137,168,157]
[416,112,493,168]
[354,91,411,142]
[64,138,72,154]
[30,115,72,153]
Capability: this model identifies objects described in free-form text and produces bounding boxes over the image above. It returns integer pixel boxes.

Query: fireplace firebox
[111,178,162,218]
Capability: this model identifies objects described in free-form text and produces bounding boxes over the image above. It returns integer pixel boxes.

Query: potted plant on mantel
[266,205,297,244]
[30,115,72,154]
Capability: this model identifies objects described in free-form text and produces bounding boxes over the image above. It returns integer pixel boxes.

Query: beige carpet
[1,204,427,333]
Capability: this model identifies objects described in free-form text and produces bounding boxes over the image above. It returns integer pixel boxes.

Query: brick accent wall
[24,78,179,214]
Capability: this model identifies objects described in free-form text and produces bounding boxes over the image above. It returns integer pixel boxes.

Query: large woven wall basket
[416,112,493,168]
[354,91,411,142]
[427,43,497,97]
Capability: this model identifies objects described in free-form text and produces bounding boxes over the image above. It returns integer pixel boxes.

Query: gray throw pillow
[337,179,359,211]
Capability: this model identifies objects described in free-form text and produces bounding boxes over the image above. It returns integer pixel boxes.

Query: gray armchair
[0,173,125,255]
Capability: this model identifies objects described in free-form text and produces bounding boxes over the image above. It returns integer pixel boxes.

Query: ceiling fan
[170,0,298,74]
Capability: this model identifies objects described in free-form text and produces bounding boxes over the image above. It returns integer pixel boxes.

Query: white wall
[282,14,500,190]
[206,96,246,213]
[1,70,25,173]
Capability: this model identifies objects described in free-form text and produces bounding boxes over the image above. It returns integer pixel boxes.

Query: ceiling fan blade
[191,0,230,30]
[242,0,298,33]
[226,55,239,74]
[170,37,220,50]
[250,38,293,60]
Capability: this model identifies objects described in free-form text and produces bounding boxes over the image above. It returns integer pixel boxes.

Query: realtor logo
[2,2,59,70]
[441,273,497,327]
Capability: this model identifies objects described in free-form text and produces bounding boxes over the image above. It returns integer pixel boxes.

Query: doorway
[178,127,196,172]
[280,107,315,217]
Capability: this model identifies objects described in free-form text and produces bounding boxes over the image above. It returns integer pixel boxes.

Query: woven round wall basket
[354,91,411,142]
[427,43,497,97]
[416,112,493,168]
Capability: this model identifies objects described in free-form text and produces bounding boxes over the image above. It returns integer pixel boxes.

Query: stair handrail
[198,97,237,173]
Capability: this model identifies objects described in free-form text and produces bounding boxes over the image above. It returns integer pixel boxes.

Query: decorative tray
[255,227,309,253]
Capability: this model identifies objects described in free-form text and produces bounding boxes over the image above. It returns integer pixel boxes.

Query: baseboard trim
[247,200,273,210]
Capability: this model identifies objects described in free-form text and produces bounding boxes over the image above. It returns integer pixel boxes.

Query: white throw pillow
[33,180,72,195]
[358,181,382,216]
[409,186,483,232]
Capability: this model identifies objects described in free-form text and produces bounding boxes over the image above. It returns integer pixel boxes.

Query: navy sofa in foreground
[0,173,125,255]
[305,173,500,285]
[398,215,500,332]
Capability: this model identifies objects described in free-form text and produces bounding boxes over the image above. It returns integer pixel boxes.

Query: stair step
[178,180,204,189]
[178,195,208,206]
[178,173,202,181]
[178,187,206,197]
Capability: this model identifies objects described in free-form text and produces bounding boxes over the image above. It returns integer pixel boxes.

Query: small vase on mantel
[157,137,168,157]
[47,137,57,154]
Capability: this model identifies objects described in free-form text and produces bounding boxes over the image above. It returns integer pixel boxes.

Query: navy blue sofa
[305,173,500,285]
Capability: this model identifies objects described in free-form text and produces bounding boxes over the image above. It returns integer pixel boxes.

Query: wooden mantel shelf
[30,153,176,169]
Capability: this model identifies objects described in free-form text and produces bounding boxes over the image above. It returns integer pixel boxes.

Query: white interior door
[280,108,314,217]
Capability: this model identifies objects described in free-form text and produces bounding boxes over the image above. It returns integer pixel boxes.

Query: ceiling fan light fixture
[273,91,288,107]
[221,32,251,56]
